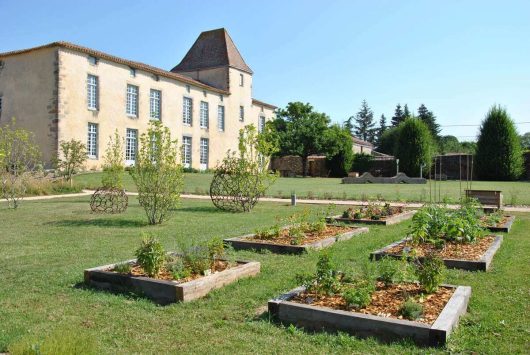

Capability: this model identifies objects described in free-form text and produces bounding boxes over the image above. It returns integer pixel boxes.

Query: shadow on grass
[176,205,226,214]
[73,281,149,303]
[47,218,148,228]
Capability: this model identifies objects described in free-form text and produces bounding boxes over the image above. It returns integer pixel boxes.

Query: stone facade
[0,28,275,170]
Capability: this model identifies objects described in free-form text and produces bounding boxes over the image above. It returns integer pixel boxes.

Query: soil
[249,225,354,246]
[480,215,509,227]
[292,282,454,325]
[341,206,405,221]
[109,259,233,283]
[386,235,496,260]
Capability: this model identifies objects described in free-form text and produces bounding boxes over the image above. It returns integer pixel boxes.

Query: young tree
[395,119,434,176]
[417,104,441,141]
[322,124,354,177]
[270,102,330,176]
[391,104,405,127]
[130,121,183,224]
[475,105,523,180]
[210,124,278,212]
[353,100,376,143]
[0,119,41,208]
[102,130,125,189]
[56,139,87,187]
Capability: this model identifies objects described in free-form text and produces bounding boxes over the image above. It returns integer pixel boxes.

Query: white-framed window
[217,105,225,132]
[182,136,192,167]
[200,101,209,128]
[239,106,244,121]
[150,89,161,120]
[259,115,266,133]
[87,75,98,110]
[126,84,139,117]
[87,123,98,159]
[239,73,244,86]
[200,138,209,170]
[183,97,193,125]
[125,128,138,164]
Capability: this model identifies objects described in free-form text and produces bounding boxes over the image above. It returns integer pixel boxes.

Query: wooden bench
[465,189,502,209]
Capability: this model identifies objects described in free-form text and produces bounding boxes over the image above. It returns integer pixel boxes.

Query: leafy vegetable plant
[135,235,166,278]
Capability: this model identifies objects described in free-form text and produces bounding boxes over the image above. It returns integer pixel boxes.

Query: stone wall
[271,155,328,177]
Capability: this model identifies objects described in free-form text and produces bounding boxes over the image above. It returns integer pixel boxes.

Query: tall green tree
[271,102,330,176]
[439,135,461,154]
[395,119,434,176]
[322,124,354,177]
[475,105,523,180]
[403,104,411,119]
[391,104,405,127]
[344,116,354,135]
[378,126,400,155]
[417,104,441,141]
[375,114,387,147]
[353,100,376,143]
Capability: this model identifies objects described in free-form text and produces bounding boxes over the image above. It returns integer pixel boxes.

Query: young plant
[207,237,225,268]
[56,139,87,187]
[130,121,183,225]
[113,262,132,274]
[102,130,125,189]
[135,235,166,278]
[377,257,401,286]
[399,298,423,320]
[415,254,446,294]
[181,245,211,275]
[314,251,341,295]
[165,256,192,280]
[342,278,375,309]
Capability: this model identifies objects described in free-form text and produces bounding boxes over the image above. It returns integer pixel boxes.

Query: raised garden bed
[481,215,515,233]
[268,283,471,347]
[370,235,503,271]
[330,204,416,225]
[84,256,260,305]
[224,224,369,254]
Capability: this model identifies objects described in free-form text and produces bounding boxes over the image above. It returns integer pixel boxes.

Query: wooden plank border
[485,215,515,233]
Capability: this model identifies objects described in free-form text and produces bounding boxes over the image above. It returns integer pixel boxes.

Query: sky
[1,0,529,140]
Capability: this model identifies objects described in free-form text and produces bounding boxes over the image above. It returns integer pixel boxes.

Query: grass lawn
[0,197,528,353]
[75,171,530,205]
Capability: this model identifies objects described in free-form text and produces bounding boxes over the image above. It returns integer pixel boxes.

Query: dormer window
[88,56,98,65]
[129,67,136,77]
[239,73,244,86]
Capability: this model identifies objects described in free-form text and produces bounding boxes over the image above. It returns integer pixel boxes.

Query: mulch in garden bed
[480,215,509,227]
[109,259,234,283]
[249,225,352,246]
[292,282,454,325]
[387,236,496,261]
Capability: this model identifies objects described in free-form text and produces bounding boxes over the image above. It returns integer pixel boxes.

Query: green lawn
[0,197,528,353]
[75,171,530,205]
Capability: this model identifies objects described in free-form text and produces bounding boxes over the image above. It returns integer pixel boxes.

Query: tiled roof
[171,28,253,74]
[0,41,230,95]
[351,136,374,147]
[252,98,276,110]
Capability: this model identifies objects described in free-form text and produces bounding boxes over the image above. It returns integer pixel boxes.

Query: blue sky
[1,0,529,140]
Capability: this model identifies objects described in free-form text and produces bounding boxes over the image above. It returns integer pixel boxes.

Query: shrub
[351,153,373,173]
[475,105,523,180]
[399,298,423,320]
[181,245,211,275]
[135,235,165,278]
[101,130,125,189]
[342,279,375,309]
[377,126,400,155]
[130,121,183,225]
[415,255,445,293]
[377,257,401,286]
[207,237,225,268]
[56,139,87,186]
[323,124,354,177]
[166,256,191,280]
[395,119,434,177]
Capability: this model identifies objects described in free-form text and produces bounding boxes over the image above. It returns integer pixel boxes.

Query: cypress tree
[475,105,523,180]
[395,119,434,176]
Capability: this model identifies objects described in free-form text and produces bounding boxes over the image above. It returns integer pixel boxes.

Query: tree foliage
[439,135,461,154]
[351,153,373,173]
[475,105,523,180]
[210,124,278,212]
[56,139,87,186]
[377,126,400,155]
[102,130,125,189]
[270,102,331,176]
[375,114,387,147]
[130,121,183,224]
[322,124,354,177]
[353,100,376,143]
[520,132,530,150]
[417,104,441,141]
[395,119,434,176]
[0,119,41,208]
[391,104,405,127]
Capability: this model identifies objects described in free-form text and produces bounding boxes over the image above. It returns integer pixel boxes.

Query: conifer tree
[344,116,354,135]
[391,104,405,126]
[417,104,441,141]
[375,114,387,147]
[353,100,376,143]
[403,104,411,119]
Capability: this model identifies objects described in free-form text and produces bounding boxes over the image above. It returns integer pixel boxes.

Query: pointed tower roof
[171,28,253,74]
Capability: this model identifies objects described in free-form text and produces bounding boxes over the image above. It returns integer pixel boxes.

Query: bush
[56,139,87,186]
[395,119,434,177]
[377,257,401,286]
[351,153,373,173]
[135,235,165,278]
[399,298,423,320]
[475,105,523,180]
[415,255,445,293]
[377,126,400,155]
[130,121,183,224]
[323,125,354,177]
[342,279,375,309]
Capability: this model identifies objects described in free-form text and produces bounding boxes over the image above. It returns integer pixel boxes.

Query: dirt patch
[387,235,496,261]
[292,282,454,325]
[249,225,354,246]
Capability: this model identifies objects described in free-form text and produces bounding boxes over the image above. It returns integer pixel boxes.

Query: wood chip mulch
[386,235,496,260]
[249,225,354,245]
[109,260,232,283]
[292,282,454,325]
[480,215,509,227]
